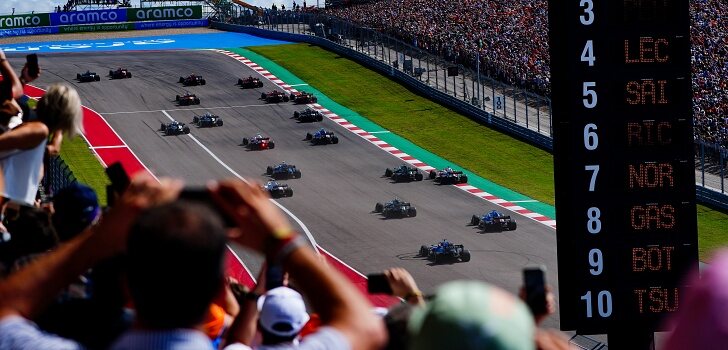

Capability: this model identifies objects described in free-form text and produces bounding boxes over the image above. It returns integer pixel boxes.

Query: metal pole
[526,93,529,128]
[537,102,541,133]
[462,67,466,101]
[721,151,725,193]
[513,92,517,122]
[701,142,706,187]
[426,56,430,84]
[477,51,481,108]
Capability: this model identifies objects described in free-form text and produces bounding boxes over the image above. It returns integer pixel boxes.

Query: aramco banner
[0,13,51,29]
[50,9,127,26]
[127,6,203,22]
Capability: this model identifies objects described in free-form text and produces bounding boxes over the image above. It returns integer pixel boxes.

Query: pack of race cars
[77,66,525,267]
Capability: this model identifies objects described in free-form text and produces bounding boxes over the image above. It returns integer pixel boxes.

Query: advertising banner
[50,9,127,26]
[127,6,202,22]
[134,19,208,30]
[0,26,58,37]
[59,22,135,34]
[0,13,51,29]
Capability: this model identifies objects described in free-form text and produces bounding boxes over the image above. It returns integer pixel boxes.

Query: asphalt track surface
[13,50,560,327]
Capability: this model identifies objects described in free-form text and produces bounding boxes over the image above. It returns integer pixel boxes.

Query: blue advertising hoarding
[50,9,128,26]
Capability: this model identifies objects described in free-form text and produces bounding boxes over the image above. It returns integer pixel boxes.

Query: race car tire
[419,245,429,257]
[95,75,100,81]
[217,120,223,127]
[269,141,275,149]
[260,93,267,100]
[160,123,166,131]
[470,215,480,226]
[238,79,243,85]
[127,72,132,78]
[290,93,296,100]
[375,203,383,213]
[242,138,249,145]
[415,173,423,181]
[284,96,290,102]
[109,70,114,77]
[285,188,293,197]
[429,170,437,179]
[294,170,302,178]
[385,168,393,177]
[508,222,517,231]
[257,82,263,87]
[408,207,417,217]
[193,116,199,124]
[201,79,206,85]
[434,254,442,264]
[179,77,184,83]
[312,97,318,103]
[316,114,323,122]
[461,250,471,262]
[175,95,180,101]
[194,98,200,105]
[306,133,312,140]
[266,166,273,175]
[76,74,81,79]
[332,136,339,144]
[460,175,468,183]
[293,111,300,119]
[183,127,190,134]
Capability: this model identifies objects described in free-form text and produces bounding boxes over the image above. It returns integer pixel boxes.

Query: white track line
[102,104,273,115]
[160,111,320,251]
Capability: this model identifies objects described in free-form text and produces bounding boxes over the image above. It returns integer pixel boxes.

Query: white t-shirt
[224,327,350,350]
[0,139,46,205]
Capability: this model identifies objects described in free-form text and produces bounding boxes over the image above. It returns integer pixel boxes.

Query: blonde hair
[35,84,83,138]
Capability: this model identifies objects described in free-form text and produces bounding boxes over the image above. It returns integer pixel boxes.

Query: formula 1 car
[176,92,201,106]
[470,210,517,232]
[76,71,101,82]
[290,91,318,104]
[192,113,223,127]
[418,240,471,263]
[260,91,290,103]
[429,167,468,184]
[305,128,339,145]
[263,181,293,198]
[374,198,417,218]
[159,120,190,135]
[293,108,324,122]
[109,68,132,79]
[266,162,302,180]
[242,133,275,150]
[179,74,206,86]
[384,165,424,182]
[238,76,264,88]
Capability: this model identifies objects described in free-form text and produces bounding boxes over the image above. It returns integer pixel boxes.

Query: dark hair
[126,201,227,329]
[3,206,59,266]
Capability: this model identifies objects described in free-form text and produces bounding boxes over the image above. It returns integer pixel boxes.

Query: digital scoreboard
[548,0,698,334]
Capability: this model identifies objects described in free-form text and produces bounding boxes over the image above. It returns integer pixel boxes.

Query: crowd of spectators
[324,0,728,150]
[55,0,132,13]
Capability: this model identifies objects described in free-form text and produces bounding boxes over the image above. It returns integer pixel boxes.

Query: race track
[12,50,560,327]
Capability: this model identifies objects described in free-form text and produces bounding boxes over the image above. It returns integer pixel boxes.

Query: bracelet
[404,290,423,301]
[266,234,306,265]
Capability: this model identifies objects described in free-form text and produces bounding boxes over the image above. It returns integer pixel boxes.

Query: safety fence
[42,155,77,199]
[211,13,728,210]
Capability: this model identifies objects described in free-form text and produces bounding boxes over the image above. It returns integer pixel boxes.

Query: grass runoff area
[248,43,728,260]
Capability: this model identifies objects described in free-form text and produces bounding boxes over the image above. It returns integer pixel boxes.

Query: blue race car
[192,112,223,127]
[266,162,302,180]
[470,210,517,232]
[293,108,324,122]
[418,239,471,263]
[305,128,339,145]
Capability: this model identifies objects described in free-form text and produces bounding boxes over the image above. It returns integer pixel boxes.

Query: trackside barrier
[0,19,208,38]
[211,21,728,211]
[43,155,78,197]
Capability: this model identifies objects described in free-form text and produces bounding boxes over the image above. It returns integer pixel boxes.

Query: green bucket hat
[408,280,535,350]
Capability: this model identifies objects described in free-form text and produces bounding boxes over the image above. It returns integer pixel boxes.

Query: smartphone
[367,273,393,294]
[265,264,285,291]
[105,162,130,195]
[26,54,39,79]
[178,188,236,227]
[524,266,547,315]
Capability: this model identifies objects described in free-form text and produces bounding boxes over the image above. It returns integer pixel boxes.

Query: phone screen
[26,54,39,78]
[367,273,393,294]
[524,266,547,315]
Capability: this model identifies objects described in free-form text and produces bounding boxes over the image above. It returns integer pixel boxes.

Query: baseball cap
[52,183,100,242]
[408,280,535,350]
[258,287,310,337]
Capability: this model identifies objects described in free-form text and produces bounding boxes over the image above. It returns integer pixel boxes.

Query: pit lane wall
[210,21,728,212]
[0,6,206,38]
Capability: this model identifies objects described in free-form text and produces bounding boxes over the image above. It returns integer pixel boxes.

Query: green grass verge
[59,136,109,206]
[248,44,555,205]
[248,43,728,260]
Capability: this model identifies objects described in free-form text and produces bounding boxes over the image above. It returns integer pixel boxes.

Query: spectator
[408,280,535,350]
[50,183,101,243]
[0,177,387,350]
